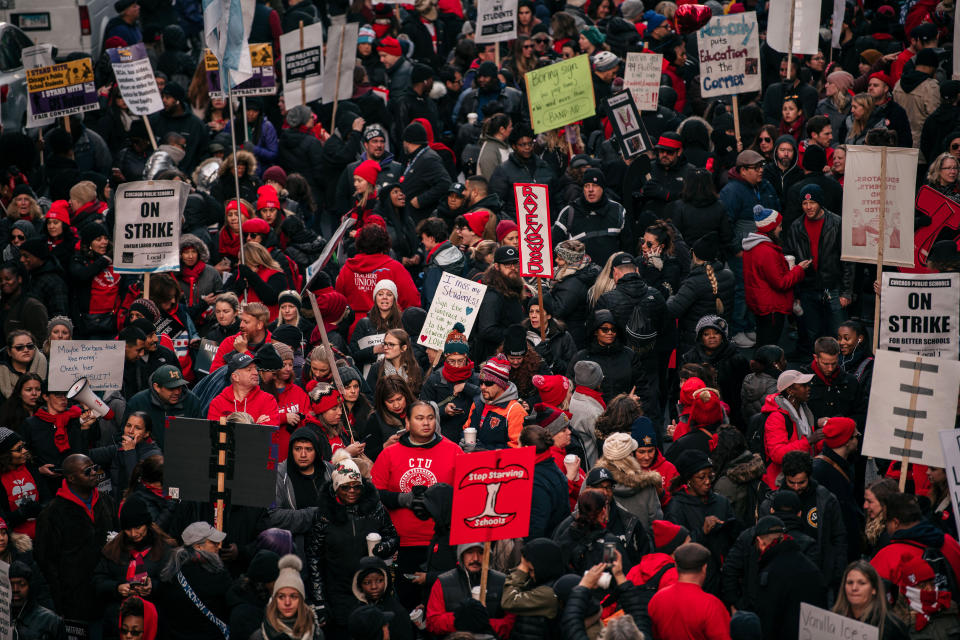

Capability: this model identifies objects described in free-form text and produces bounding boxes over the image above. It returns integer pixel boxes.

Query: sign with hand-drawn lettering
[514,183,554,278]
[26,58,98,124]
[524,55,595,134]
[48,341,125,392]
[417,273,487,351]
[696,12,761,97]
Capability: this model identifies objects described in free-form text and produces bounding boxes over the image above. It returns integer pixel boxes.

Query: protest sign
[862,350,960,470]
[842,146,917,268]
[697,12,761,97]
[48,341,125,392]
[939,430,960,541]
[0,560,9,640]
[205,44,276,98]
[417,272,487,351]
[22,45,56,128]
[303,217,355,292]
[514,183,554,278]
[879,272,959,358]
[474,0,518,44]
[195,339,220,376]
[799,603,878,640]
[112,181,189,274]
[913,187,960,272]
[26,58,98,124]
[281,23,324,107]
[450,448,536,545]
[605,91,649,159]
[525,55,595,134]
[767,0,822,55]
[108,43,163,115]
[623,52,662,111]
[322,23,359,104]
[831,0,845,48]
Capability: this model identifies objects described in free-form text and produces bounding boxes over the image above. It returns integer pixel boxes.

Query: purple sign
[205,44,277,98]
[25,58,99,120]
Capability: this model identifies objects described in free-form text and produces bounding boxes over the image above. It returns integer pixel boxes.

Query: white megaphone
[66,377,111,418]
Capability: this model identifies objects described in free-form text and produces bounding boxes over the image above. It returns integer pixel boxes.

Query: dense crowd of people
[0,0,958,637]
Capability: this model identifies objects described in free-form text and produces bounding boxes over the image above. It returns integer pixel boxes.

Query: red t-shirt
[1,466,39,537]
[648,581,731,640]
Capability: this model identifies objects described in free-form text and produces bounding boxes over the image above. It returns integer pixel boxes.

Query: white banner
[696,12,762,97]
[48,341,126,392]
[322,22,359,104]
[880,272,960,359]
[799,603,878,640]
[281,23,324,108]
[862,350,960,468]
[830,0,844,48]
[113,181,189,274]
[108,43,164,116]
[841,146,918,268]
[767,0,822,55]
[417,273,487,351]
[939,430,960,540]
[514,183,554,278]
[474,0,518,43]
[623,52,662,111]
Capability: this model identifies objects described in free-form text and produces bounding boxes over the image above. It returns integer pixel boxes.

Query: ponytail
[704,263,723,314]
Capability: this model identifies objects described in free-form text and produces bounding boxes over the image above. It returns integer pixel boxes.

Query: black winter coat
[595,273,666,350]
[663,490,739,596]
[681,340,750,428]
[666,262,736,351]
[155,554,233,640]
[490,152,558,215]
[755,537,827,640]
[560,581,654,640]
[226,578,269,640]
[400,145,452,222]
[553,194,632,268]
[525,319,578,376]
[92,538,173,628]
[804,365,867,432]
[529,458,571,539]
[419,369,480,443]
[783,210,854,298]
[547,263,601,348]
[567,338,643,405]
[472,266,525,362]
[277,128,325,202]
[667,197,737,259]
[783,173,844,228]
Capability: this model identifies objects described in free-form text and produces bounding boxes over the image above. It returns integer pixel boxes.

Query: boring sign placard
[514,183,554,278]
[879,272,959,358]
[450,447,535,544]
[113,181,189,273]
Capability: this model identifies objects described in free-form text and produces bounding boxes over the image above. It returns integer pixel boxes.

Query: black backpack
[896,540,960,602]
[748,409,795,465]
[625,301,657,355]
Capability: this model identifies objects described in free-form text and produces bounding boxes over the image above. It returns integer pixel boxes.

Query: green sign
[524,55,596,134]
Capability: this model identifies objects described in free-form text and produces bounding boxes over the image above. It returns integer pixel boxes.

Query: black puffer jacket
[804,363,867,431]
[560,581,653,640]
[524,319,577,376]
[547,263,601,347]
[666,262,736,351]
[553,194,632,268]
[668,197,736,258]
[305,478,398,627]
[783,210,853,299]
[490,151,558,215]
[595,273,666,346]
[567,310,648,404]
[399,144,452,222]
[663,489,739,596]
[472,265,525,362]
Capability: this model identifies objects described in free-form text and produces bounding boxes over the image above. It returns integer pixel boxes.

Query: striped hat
[480,355,511,390]
[753,204,782,233]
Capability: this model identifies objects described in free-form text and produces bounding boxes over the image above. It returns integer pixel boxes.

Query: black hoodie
[285,426,326,509]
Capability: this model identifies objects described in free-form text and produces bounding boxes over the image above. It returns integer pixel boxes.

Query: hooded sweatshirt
[283,427,325,509]
[335,252,421,333]
[464,382,527,449]
[741,232,806,315]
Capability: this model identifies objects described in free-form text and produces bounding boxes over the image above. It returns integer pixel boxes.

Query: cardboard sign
[525,55,595,134]
[697,12,761,97]
[112,181,189,274]
[281,23,324,107]
[841,146,918,268]
[938,430,960,540]
[108,43,163,116]
[322,23,359,104]
[514,183,554,278]
[195,339,220,376]
[26,58,98,124]
[831,0,845,48]
[862,350,960,468]
[164,417,279,507]
[417,272,487,351]
[474,0,518,43]
[605,91,649,159]
[623,52,662,111]
[48,341,125,392]
[205,43,276,98]
[767,0,822,55]
[0,560,9,640]
[879,272,960,358]
[304,217,355,292]
[799,603,878,640]
[450,448,536,545]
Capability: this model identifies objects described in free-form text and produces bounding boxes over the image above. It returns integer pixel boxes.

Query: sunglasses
[533,38,549,43]
[10,234,24,240]
[759,136,772,142]
[952,143,960,150]
[480,380,499,387]
[12,343,34,351]
[523,44,535,49]
[339,484,363,492]
[598,326,617,333]
[82,464,102,476]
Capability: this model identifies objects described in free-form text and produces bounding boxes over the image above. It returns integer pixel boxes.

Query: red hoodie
[210,329,273,372]
[335,252,421,332]
[273,383,309,461]
[207,385,280,424]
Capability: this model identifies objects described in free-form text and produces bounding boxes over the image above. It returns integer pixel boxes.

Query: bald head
[63,453,101,492]
[62,453,91,476]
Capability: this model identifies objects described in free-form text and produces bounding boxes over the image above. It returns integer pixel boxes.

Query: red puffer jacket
[742,232,806,315]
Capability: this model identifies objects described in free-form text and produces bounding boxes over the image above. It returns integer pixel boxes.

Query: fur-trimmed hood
[596,456,664,490]
[218,149,257,178]
[179,233,210,262]
[722,452,765,484]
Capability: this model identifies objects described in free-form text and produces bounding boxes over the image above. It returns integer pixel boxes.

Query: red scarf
[901,586,952,630]
[810,358,838,385]
[575,385,606,409]
[442,359,474,383]
[218,227,240,259]
[179,260,208,303]
[35,406,83,452]
[534,450,553,464]
[126,547,150,582]
[778,115,804,142]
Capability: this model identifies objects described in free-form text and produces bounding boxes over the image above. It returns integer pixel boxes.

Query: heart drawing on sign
[465,307,474,315]
[421,335,428,342]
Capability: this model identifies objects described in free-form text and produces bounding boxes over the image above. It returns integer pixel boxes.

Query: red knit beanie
[354,159,381,187]
[45,200,71,224]
[688,387,723,427]
[257,185,281,210]
[463,211,490,237]
[377,37,403,57]
[532,375,571,407]
[652,520,690,554]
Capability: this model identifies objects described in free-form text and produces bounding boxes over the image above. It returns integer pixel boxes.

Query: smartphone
[395,429,407,437]
[602,542,617,565]
[403,573,418,580]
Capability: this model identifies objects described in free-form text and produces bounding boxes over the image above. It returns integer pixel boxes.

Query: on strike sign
[113,181,189,273]
[514,183,553,278]
[450,448,535,545]
[879,272,959,358]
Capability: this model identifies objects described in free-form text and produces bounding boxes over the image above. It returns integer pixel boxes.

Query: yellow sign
[524,55,596,134]
[204,43,274,71]
[26,58,94,93]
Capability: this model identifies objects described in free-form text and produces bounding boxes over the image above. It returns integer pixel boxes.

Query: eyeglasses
[598,326,617,333]
[446,357,468,366]
[758,136,772,142]
[12,343,34,351]
[383,341,401,348]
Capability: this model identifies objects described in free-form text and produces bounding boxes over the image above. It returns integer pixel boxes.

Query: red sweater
[210,330,273,372]
[207,385,280,424]
[371,435,460,547]
[742,233,806,315]
[335,253,421,333]
[648,581,731,640]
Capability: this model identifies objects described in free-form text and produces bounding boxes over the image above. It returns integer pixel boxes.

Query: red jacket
[550,445,585,511]
[760,393,816,489]
[626,552,678,590]
[742,232,806,315]
[335,252,421,332]
[207,385,280,424]
[871,524,960,590]
[648,581,731,640]
[210,330,273,372]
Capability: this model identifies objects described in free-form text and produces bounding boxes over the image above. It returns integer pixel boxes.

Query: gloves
[454,598,492,634]
[411,485,431,520]
[18,501,41,518]
[642,182,669,201]
[647,255,664,271]
[372,541,392,558]
[397,492,415,509]
[238,264,257,279]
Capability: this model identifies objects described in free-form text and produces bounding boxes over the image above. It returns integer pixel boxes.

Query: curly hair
[594,394,643,441]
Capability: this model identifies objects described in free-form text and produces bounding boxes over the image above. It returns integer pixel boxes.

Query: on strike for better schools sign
[514,184,553,278]
[450,448,536,545]
[879,272,959,359]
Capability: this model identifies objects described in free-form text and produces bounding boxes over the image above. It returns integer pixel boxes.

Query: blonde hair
[654,1,677,19]
[6,196,42,222]
[241,241,282,272]
[850,93,874,139]
[241,301,270,324]
[927,151,959,185]
[69,181,97,205]
[703,262,724,315]
[264,594,313,639]
[588,251,626,309]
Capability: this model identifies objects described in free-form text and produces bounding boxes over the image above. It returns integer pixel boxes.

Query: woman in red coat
[227,241,286,321]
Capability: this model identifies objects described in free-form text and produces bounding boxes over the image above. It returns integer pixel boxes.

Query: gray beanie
[338,365,362,387]
[573,360,603,389]
[47,315,74,337]
[286,105,313,129]
[457,542,483,558]
[704,0,723,19]
[695,314,729,340]
[620,0,644,21]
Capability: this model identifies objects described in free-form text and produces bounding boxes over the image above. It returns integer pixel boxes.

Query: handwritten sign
[841,146,917,268]
[205,44,276,98]
[48,341,125,392]
[938,430,960,541]
[322,23,359,104]
[605,91,648,159]
[475,0,518,43]
[450,448,535,544]
[767,0,822,55]
[525,55,595,134]
[515,183,554,277]
[281,23,324,107]
[0,561,9,640]
[879,272,959,359]
[113,181,189,274]
[26,58,98,124]
[417,272,487,351]
[107,43,163,116]
[799,603,877,640]
[623,52,662,111]
[697,12,761,97]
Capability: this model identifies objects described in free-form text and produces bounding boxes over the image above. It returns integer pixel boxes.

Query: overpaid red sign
[514,183,554,278]
[449,447,535,545]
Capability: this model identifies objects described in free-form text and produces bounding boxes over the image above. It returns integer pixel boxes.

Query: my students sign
[514,183,553,278]
[697,12,761,97]
[879,272,959,359]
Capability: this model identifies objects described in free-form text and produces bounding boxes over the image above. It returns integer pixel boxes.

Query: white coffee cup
[410,608,425,629]
[464,428,477,445]
[785,254,796,269]
[467,112,478,125]
[564,454,580,480]
[597,572,612,589]
[472,585,482,601]
[366,532,381,556]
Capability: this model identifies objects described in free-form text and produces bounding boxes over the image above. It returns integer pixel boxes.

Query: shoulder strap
[815,454,850,484]
[177,571,230,639]
[642,562,675,590]
[855,357,873,382]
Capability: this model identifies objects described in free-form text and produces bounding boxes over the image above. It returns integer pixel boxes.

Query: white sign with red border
[514,183,554,278]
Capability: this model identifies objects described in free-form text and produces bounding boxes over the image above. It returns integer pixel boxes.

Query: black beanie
[271,324,303,349]
[80,222,109,246]
[402,122,428,145]
[19,237,48,260]
[119,497,153,529]
[802,145,826,173]
[583,168,605,188]
[247,550,281,583]
[503,324,527,357]
[692,231,720,263]
[254,344,284,371]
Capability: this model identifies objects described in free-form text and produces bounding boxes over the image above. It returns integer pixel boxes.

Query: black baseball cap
[755,516,786,536]
[494,245,520,264]
[227,352,255,374]
[448,182,466,196]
